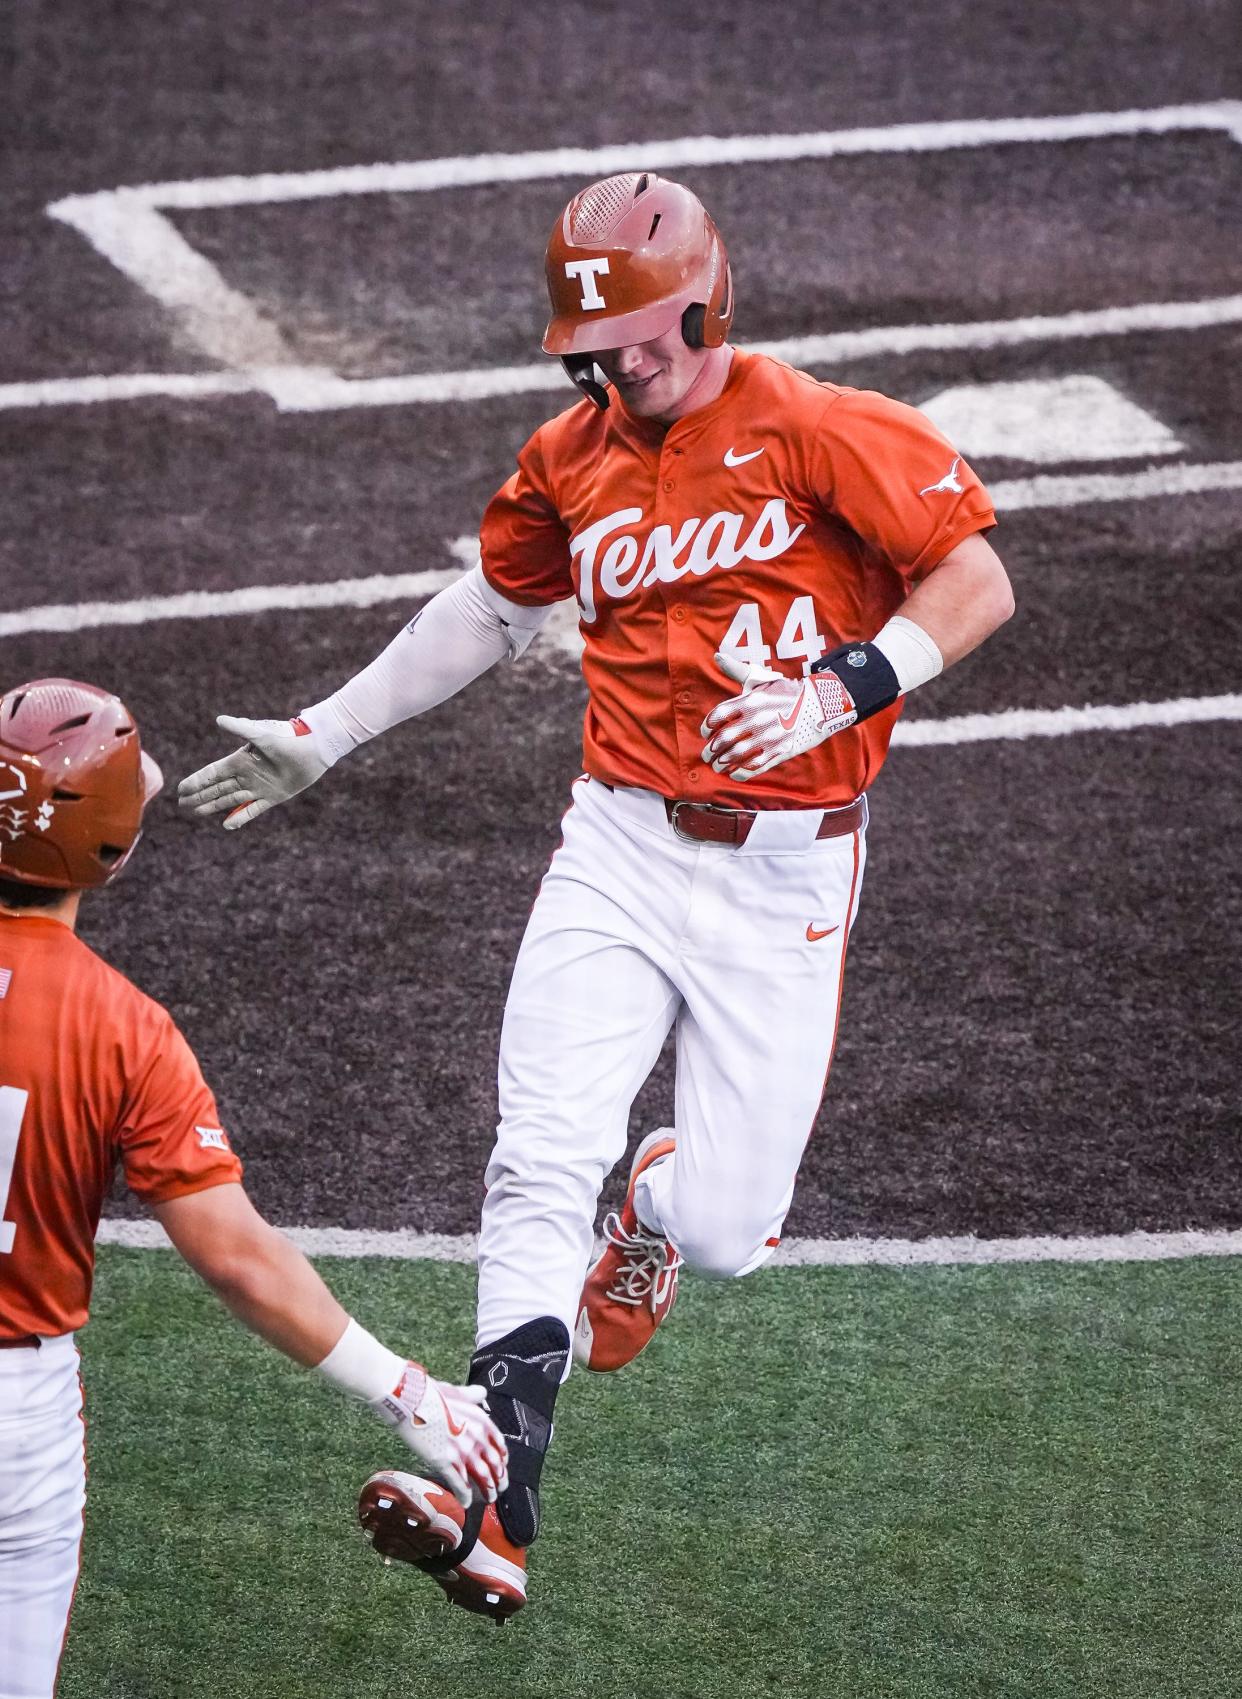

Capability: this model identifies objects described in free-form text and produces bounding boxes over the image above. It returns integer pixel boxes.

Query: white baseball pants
[477,777,866,1347]
[0,1335,84,1699]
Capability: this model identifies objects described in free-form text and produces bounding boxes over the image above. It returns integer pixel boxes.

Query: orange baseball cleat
[572,1130,681,1372]
[358,1471,527,1625]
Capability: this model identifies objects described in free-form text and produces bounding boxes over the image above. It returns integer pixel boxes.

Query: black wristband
[810,641,901,723]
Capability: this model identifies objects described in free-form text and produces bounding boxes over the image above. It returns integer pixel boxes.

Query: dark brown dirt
[2,0,1239,1239]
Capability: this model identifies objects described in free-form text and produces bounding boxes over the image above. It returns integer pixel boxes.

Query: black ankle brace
[469,1317,569,1547]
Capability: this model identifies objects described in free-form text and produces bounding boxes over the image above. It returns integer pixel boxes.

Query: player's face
[596,325,717,422]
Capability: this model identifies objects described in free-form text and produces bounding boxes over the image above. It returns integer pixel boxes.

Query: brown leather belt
[0,1334,41,1350]
[664,794,866,846]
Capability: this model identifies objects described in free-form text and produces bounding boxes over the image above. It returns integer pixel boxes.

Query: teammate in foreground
[0,680,508,1697]
[180,174,1015,1620]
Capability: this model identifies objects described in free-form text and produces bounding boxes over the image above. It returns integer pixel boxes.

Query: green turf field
[61,1248,1241,1699]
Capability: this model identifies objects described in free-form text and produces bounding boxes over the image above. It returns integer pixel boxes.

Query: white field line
[51,101,1242,213]
[4,549,1233,741]
[0,569,460,638]
[891,693,1242,746]
[5,451,1242,645]
[46,197,304,371]
[0,372,261,410]
[96,1217,1242,1268]
[33,100,1242,411]
[9,295,1242,415]
[228,295,1242,413]
[990,459,1242,509]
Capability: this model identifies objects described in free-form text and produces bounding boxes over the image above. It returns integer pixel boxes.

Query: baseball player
[179,173,1014,1621]
[0,679,507,1698]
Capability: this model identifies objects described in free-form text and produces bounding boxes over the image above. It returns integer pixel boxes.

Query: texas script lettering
[569,499,807,622]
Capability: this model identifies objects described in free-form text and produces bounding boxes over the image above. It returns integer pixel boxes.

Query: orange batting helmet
[543,172,734,408]
[0,679,163,890]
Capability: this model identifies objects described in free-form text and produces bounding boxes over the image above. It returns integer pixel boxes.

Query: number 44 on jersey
[719,596,826,670]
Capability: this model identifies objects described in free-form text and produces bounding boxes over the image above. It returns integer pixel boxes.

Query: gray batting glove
[177,714,332,830]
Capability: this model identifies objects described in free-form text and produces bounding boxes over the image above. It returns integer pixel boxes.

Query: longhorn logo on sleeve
[919,457,963,497]
[570,499,807,622]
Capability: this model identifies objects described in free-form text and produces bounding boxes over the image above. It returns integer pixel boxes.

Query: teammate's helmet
[543,173,734,408]
[0,679,163,890]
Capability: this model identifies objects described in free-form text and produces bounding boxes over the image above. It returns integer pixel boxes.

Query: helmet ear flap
[701,258,734,348]
[680,250,733,351]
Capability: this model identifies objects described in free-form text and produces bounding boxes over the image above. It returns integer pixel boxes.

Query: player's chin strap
[468,1317,570,1548]
[560,355,610,411]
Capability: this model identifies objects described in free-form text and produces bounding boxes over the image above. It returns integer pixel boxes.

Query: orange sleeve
[117,1010,243,1205]
[814,390,996,580]
[479,426,574,607]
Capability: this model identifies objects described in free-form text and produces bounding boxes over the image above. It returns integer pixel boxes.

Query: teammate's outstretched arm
[177,566,551,828]
[155,1182,507,1506]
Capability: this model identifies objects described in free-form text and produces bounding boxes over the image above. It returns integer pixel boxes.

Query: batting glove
[371,1364,509,1508]
[176,715,333,830]
[700,648,860,781]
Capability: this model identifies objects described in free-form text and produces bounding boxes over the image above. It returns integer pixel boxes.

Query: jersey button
[687,769,701,784]
[676,689,692,705]
[671,606,687,622]
[662,479,675,492]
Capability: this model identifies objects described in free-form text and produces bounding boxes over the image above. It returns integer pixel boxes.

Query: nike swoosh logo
[723,445,765,467]
[806,923,840,942]
[777,684,807,730]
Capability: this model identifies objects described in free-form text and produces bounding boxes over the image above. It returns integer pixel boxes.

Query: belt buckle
[669,800,745,844]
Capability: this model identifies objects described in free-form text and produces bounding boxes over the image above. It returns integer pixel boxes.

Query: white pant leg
[477,782,683,1347]
[634,821,867,1277]
[0,1336,85,1699]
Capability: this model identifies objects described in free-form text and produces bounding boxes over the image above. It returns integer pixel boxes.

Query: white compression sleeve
[299,566,553,759]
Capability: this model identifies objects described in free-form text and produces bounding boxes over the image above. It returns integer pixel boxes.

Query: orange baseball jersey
[0,914,242,1339]
[480,349,995,809]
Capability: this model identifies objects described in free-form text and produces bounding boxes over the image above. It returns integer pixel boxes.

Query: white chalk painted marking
[0,570,460,639]
[892,693,1242,747]
[8,296,1242,415]
[14,429,1235,665]
[921,375,1183,464]
[1,567,1235,745]
[47,196,304,371]
[96,1217,1242,1267]
[0,372,260,409]
[259,297,1242,412]
[7,296,1242,416]
[990,458,1242,509]
[36,102,1242,410]
[50,101,1242,215]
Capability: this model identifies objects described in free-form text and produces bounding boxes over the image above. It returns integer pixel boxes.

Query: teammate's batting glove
[370,1363,510,1509]
[700,648,859,781]
[176,715,333,830]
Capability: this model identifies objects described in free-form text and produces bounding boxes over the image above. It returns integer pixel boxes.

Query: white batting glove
[176,714,333,830]
[370,1363,509,1508]
[700,647,859,781]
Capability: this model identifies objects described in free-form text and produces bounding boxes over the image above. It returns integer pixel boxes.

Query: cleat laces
[600,1212,682,1310]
